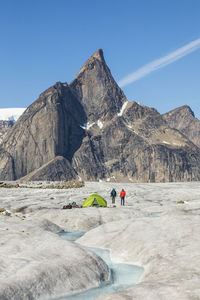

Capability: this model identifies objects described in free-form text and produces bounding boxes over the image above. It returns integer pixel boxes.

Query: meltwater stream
[52,231,143,300]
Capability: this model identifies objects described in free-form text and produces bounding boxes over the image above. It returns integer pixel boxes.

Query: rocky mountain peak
[164,105,195,119]
[75,49,106,79]
[163,105,200,148]
[180,105,195,117]
[74,49,105,79]
[70,49,127,122]
[91,48,104,60]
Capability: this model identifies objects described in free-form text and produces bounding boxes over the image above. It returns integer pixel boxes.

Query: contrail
[118,38,200,87]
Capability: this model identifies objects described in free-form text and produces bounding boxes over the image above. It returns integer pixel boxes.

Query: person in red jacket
[120,189,126,206]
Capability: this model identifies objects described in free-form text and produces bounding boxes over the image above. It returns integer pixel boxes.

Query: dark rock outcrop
[163,105,200,148]
[0,50,200,182]
[19,156,78,181]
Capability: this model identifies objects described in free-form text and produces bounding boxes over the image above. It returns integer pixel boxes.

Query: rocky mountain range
[0,49,200,182]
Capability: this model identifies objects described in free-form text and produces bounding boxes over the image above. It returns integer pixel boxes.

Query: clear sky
[0,0,200,118]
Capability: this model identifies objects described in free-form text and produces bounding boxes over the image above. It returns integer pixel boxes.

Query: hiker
[110,188,117,204]
[120,189,126,206]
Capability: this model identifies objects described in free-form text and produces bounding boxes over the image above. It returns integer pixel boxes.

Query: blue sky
[0,0,200,117]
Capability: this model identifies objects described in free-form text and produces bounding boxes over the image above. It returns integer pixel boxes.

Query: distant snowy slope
[0,108,26,121]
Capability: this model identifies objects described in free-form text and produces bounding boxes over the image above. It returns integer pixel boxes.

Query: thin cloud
[118,38,200,87]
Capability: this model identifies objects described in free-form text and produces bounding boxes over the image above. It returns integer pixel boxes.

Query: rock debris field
[0,181,200,300]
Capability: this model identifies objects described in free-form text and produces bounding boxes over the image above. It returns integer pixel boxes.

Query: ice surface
[1,181,200,299]
[51,261,143,300]
[0,217,109,299]
[58,231,86,242]
[149,212,161,217]
[51,232,143,300]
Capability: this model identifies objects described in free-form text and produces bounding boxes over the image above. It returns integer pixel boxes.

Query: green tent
[83,193,107,207]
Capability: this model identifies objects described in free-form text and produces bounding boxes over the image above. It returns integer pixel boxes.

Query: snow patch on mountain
[97,120,103,129]
[0,108,26,121]
[80,122,95,130]
[117,102,128,117]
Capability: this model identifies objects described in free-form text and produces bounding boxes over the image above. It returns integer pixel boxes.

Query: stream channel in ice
[50,230,144,300]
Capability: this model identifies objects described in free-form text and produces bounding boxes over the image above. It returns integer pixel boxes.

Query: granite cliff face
[0,120,14,145]
[0,50,200,182]
[0,82,86,181]
[163,105,200,148]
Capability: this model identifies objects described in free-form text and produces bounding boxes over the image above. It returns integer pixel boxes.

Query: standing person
[120,189,126,206]
[110,188,117,204]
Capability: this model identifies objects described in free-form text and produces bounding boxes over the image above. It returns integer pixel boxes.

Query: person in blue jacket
[110,188,117,204]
